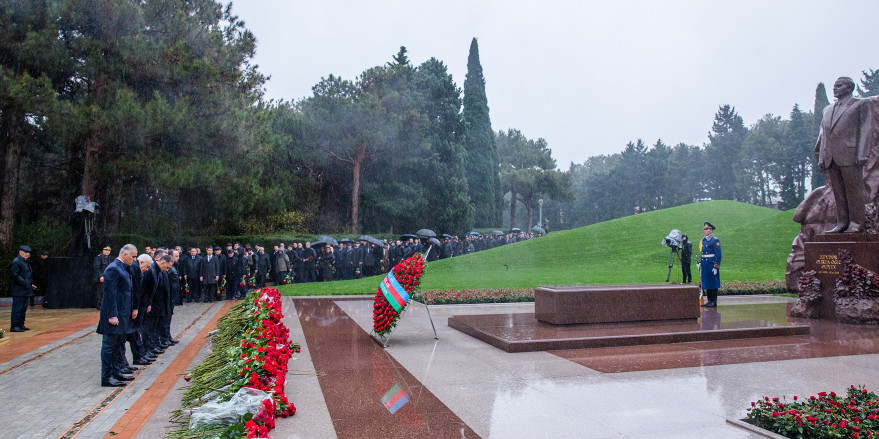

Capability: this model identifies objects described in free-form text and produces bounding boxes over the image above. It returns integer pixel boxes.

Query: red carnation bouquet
[373,254,424,337]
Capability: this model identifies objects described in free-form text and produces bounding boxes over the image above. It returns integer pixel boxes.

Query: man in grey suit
[815,76,874,233]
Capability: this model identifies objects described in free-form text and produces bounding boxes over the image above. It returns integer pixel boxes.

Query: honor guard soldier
[699,222,721,307]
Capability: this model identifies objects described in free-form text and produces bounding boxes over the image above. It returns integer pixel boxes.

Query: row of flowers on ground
[747,385,879,438]
[170,287,299,438]
[411,288,534,305]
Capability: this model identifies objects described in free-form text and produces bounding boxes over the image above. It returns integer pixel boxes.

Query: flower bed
[720,280,788,296]
[170,287,299,438]
[746,385,879,438]
[412,288,535,305]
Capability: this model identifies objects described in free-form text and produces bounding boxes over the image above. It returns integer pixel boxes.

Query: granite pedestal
[803,233,879,319]
[535,284,700,325]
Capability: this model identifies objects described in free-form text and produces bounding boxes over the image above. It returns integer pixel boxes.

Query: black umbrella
[441,233,452,239]
[491,230,505,236]
[399,234,417,241]
[368,236,387,247]
[310,241,327,247]
[339,238,354,244]
[316,235,338,246]
[358,235,373,241]
[466,231,481,236]
[510,227,522,233]
[532,226,546,234]
[415,228,436,238]
[428,237,441,247]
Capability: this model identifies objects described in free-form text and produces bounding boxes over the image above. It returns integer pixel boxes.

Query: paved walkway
[0,301,228,438]
[2,295,878,438]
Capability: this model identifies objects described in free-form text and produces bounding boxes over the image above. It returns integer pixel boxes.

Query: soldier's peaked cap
[704,222,715,230]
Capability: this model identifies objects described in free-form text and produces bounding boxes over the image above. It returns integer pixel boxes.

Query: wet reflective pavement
[293,296,879,438]
[448,303,812,353]
[293,298,479,438]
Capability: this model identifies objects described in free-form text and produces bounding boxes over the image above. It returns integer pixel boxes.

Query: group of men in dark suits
[179,243,248,302]
[97,245,181,387]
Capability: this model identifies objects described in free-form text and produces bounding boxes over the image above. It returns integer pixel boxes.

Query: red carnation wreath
[373,253,424,337]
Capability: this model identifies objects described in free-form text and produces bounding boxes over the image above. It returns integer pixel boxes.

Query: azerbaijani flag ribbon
[381,383,409,414]
[379,270,409,313]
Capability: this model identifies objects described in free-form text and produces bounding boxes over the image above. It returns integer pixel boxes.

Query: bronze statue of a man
[814,77,874,233]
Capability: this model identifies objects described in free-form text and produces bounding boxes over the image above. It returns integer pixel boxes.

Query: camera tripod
[665,246,681,282]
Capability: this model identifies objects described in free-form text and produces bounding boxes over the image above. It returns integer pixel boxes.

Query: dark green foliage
[706,105,748,201]
[462,38,502,227]
[741,114,785,206]
[0,0,274,245]
[413,58,474,234]
[497,129,573,229]
[781,104,814,209]
[857,68,879,97]
[562,141,704,228]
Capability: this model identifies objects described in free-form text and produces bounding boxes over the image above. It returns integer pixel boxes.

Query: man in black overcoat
[9,245,35,332]
[255,247,269,288]
[303,242,317,282]
[129,253,154,366]
[96,244,137,387]
[182,247,202,303]
[144,253,173,354]
[93,246,111,308]
[289,244,302,284]
[200,247,220,302]
[223,249,240,299]
[164,249,180,344]
[680,234,693,284]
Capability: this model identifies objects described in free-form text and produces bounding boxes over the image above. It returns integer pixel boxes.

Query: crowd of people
[10,229,544,387]
[240,231,543,284]
[96,245,182,387]
[90,232,544,387]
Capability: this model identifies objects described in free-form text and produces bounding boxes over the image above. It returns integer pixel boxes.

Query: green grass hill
[277,200,799,296]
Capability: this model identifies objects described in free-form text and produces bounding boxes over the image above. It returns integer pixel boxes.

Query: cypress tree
[811,82,830,189]
[462,38,502,227]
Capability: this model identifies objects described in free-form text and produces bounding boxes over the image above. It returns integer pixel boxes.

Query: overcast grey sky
[231,0,879,167]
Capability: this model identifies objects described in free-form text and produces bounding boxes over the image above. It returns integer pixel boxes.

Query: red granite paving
[293,298,481,439]
[0,309,99,365]
[551,316,879,373]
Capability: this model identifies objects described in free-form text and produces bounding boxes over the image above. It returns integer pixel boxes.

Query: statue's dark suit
[815,95,873,231]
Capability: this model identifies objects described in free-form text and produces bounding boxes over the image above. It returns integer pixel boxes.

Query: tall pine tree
[857,68,879,97]
[706,105,748,200]
[414,57,473,234]
[462,38,501,227]
[811,82,830,189]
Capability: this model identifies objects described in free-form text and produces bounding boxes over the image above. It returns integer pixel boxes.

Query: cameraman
[680,234,692,283]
